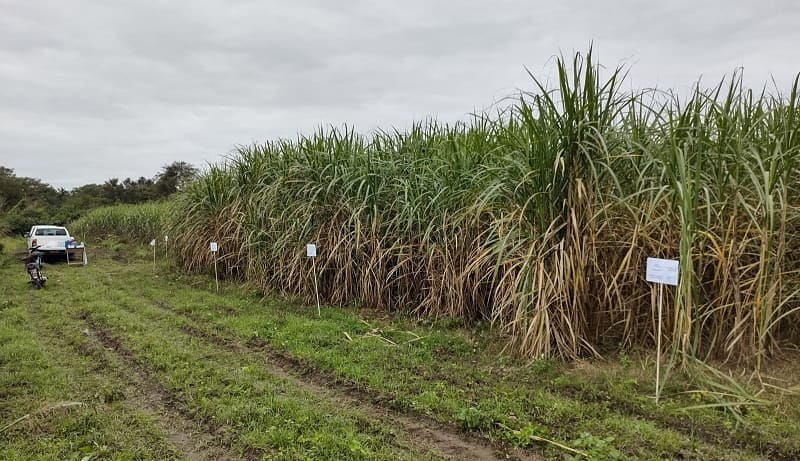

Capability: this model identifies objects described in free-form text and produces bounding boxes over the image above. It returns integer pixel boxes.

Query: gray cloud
[1,0,798,188]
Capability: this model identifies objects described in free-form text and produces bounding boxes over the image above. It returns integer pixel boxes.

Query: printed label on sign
[306,243,317,257]
[646,257,679,286]
[210,242,218,252]
[149,239,156,246]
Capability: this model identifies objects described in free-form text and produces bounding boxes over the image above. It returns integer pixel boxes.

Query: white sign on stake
[210,242,220,292]
[164,235,169,243]
[645,256,679,405]
[646,258,679,286]
[150,239,156,271]
[307,243,320,316]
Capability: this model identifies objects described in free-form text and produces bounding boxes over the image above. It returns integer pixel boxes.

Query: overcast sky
[2,1,799,189]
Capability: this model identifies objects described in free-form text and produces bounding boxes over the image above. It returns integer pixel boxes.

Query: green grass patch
[0,243,433,460]
[4,240,800,459]
[89,245,800,459]
[0,286,179,459]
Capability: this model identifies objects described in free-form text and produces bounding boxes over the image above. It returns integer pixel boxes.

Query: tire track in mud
[80,274,470,460]
[149,301,538,461]
[77,313,262,461]
[151,299,800,461]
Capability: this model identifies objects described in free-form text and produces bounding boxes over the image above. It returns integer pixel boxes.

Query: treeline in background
[0,161,197,235]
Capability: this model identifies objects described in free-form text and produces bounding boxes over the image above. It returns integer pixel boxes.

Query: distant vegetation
[70,202,169,244]
[166,51,800,367]
[0,161,197,235]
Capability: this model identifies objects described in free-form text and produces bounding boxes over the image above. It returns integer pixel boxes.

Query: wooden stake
[656,282,664,404]
[213,252,219,293]
[312,256,320,317]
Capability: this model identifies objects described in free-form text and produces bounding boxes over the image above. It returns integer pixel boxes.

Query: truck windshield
[34,228,67,236]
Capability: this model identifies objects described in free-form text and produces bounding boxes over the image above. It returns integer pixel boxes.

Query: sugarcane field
[2,3,800,460]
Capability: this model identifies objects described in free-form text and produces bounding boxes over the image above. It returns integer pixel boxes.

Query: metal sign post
[645,257,679,404]
[210,242,219,292]
[307,243,320,316]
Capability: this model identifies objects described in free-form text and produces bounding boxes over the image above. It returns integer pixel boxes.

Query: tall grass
[168,51,800,367]
[70,202,169,244]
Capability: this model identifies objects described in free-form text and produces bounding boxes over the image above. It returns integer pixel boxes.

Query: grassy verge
[4,238,800,459]
[90,244,800,458]
[0,240,179,460]
[74,287,432,460]
[0,239,446,460]
[137,268,800,459]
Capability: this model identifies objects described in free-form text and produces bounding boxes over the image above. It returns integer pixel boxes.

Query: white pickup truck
[25,225,79,255]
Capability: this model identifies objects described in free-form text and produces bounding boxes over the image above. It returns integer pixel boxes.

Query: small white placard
[149,239,156,246]
[164,235,169,242]
[210,242,218,253]
[306,243,317,257]
[646,257,679,286]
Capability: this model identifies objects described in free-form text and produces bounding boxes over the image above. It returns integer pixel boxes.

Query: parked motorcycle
[24,245,48,289]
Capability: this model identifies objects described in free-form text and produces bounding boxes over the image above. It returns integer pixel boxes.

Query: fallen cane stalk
[0,401,85,434]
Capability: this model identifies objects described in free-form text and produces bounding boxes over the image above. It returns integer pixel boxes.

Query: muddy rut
[79,317,260,461]
[180,322,519,461]
[148,301,537,461]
